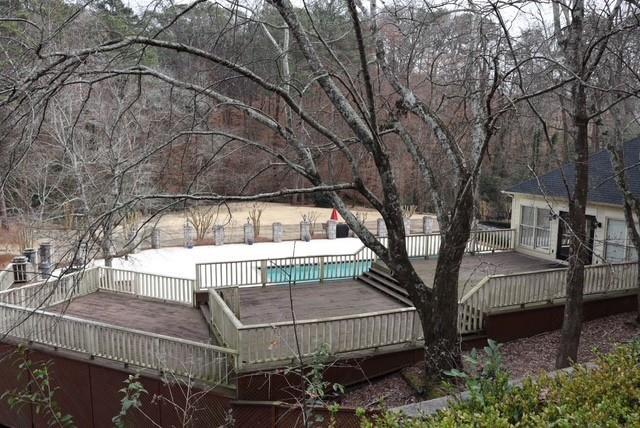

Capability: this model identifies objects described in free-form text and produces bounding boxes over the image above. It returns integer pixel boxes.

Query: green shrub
[360,342,640,427]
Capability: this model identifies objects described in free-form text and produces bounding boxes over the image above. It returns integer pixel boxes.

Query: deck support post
[260,260,268,286]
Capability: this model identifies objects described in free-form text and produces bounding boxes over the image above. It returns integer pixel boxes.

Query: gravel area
[339,312,640,409]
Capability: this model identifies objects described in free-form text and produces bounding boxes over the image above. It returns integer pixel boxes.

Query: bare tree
[1,0,620,383]
[546,0,640,368]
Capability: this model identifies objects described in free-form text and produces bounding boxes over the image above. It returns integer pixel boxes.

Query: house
[505,137,640,265]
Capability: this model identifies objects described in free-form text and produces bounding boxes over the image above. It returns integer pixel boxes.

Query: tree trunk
[0,190,8,230]
[391,184,474,379]
[636,266,640,324]
[556,87,589,368]
[102,219,114,268]
[424,188,474,374]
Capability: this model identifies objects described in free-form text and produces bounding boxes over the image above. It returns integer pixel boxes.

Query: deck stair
[358,267,413,306]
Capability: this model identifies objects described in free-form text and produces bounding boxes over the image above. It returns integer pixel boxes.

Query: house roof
[506,137,640,206]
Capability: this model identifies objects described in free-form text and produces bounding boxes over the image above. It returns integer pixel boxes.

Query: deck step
[358,275,413,306]
[371,260,392,274]
[368,267,402,285]
[361,271,409,297]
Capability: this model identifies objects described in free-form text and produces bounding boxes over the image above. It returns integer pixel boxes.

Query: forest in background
[3,0,637,231]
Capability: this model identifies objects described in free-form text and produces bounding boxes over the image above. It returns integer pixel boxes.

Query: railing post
[319,257,325,283]
[192,267,199,307]
[411,311,421,343]
[352,253,358,279]
[424,234,429,260]
[260,260,268,286]
[134,272,141,296]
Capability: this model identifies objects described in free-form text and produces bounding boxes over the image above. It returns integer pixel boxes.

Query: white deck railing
[0,302,237,386]
[0,268,100,308]
[98,267,195,305]
[208,289,242,351]
[237,307,422,366]
[196,229,515,288]
[207,286,423,367]
[458,262,638,333]
[404,228,515,258]
[0,263,14,291]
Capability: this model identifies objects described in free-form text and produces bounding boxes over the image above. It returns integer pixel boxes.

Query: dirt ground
[339,312,640,409]
[0,202,430,267]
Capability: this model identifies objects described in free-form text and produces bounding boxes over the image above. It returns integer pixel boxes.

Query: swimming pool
[266,259,373,283]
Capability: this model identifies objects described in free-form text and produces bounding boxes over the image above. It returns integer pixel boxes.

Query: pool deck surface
[238,280,406,325]
[49,291,213,343]
[237,251,564,324]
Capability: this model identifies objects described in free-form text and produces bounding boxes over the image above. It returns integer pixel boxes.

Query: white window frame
[519,205,551,250]
[604,218,638,262]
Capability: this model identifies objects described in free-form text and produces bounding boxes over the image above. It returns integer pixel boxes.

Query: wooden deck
[50,291,212,343]
[410,251,565,297]
[238,280,406,325]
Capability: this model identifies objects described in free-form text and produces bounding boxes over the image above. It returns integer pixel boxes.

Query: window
[519,206,551,249]
[605,219,638,262]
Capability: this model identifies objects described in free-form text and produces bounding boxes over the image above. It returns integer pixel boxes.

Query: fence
[208,289,242,350]
[236,307,422,365]
[206,288,422,367]
[458,262,638,333]
[0,268,100,308]
[0,263,14,291]
[98,267,195,305]
[196,229,514,289]
[0,302,237,386]
[403,228,515,258]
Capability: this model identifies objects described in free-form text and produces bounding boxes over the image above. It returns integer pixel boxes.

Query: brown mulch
[339,312,640,409]
[500,312,639,379]
[339,368,420,409]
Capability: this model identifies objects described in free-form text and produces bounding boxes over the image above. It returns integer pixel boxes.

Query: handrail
[98,266,195,305]
[209,288,243,330]
[238,306,418,329]
[0,263,14,291]
[458,276,491,304]
[0,267,100,308]
[0,301,237,385]
[0,301,237,354]
[196,229,516,288]
[457,261,638,333]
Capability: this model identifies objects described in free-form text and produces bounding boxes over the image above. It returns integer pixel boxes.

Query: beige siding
[509,193,626,264]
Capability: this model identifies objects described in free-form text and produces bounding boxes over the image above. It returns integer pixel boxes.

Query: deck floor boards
[410,251,565,297]
[238,280,406,325]
[49,292,212,343]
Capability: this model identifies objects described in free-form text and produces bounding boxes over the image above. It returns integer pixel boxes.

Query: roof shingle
[506,137,640,206]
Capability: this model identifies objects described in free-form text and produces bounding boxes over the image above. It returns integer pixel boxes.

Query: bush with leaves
[359,341,640,427]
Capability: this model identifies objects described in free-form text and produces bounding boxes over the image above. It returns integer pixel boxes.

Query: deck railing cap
[0,301,238,355]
